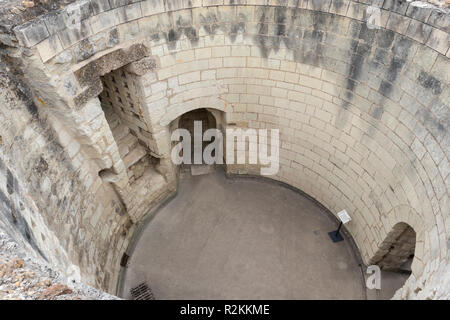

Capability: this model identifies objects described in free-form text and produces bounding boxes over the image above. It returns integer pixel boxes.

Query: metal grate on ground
[130,282,155,300]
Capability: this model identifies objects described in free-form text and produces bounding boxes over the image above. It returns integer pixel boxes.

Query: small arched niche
[370,222,417,299]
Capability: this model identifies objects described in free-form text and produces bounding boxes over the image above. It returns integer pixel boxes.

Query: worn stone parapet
[0,1,448,57]
[1,1,445,114]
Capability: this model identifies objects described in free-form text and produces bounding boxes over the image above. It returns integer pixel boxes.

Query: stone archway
[98,65,162,186]
[371,222,416,273]
[368,221,417,299]
[179,108,216,160]
[169,108,226,167]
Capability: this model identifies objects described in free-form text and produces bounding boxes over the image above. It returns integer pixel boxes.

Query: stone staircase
[104,108,149,180]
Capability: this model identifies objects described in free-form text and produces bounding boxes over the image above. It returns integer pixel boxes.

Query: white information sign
[337,209,351,224]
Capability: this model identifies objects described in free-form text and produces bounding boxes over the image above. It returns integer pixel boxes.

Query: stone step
[112,124,130,141]
[117,133,138,157]
[118,144,130,159]
[123,144,147,169]
[190,165,214,176]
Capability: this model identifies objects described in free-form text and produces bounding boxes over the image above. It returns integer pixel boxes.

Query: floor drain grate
[130,282,155,300]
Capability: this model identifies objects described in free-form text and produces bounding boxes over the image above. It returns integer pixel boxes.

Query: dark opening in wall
[369,222,416,298]
[98,66,160,185]
[177,108,218,160]
[374,223,416,273]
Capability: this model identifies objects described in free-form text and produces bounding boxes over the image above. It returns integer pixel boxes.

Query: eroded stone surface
[0,230,119,300]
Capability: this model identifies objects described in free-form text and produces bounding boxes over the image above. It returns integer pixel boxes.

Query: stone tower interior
[0,0,448,300]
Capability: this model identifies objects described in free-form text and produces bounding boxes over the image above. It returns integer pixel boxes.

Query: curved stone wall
[0,0,448,299]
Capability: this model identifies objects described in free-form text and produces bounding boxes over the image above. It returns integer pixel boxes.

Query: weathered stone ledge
[0,1,448,58]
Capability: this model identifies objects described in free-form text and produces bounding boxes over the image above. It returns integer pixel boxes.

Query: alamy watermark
[366,265,381,290]
[366,6,382,30]
[171,121,280,175]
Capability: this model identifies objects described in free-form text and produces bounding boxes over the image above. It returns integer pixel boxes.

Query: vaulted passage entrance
[121,168,365,299]
[171,108,221,164]
[368,223,416,299]
[372,223,416,272]
[179,109,217,141]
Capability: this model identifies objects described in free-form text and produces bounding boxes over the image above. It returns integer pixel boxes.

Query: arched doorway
[179,108,217,160]
[170,108,225,167]
[371,222,416,272]
[370,222,416,299]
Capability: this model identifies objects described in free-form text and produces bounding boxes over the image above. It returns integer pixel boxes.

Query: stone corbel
[124,56,160,76]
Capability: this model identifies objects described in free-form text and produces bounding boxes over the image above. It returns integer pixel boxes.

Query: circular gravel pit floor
[121,167,365,299]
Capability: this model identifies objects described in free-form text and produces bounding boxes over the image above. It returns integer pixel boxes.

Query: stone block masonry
[0,0,448,300]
